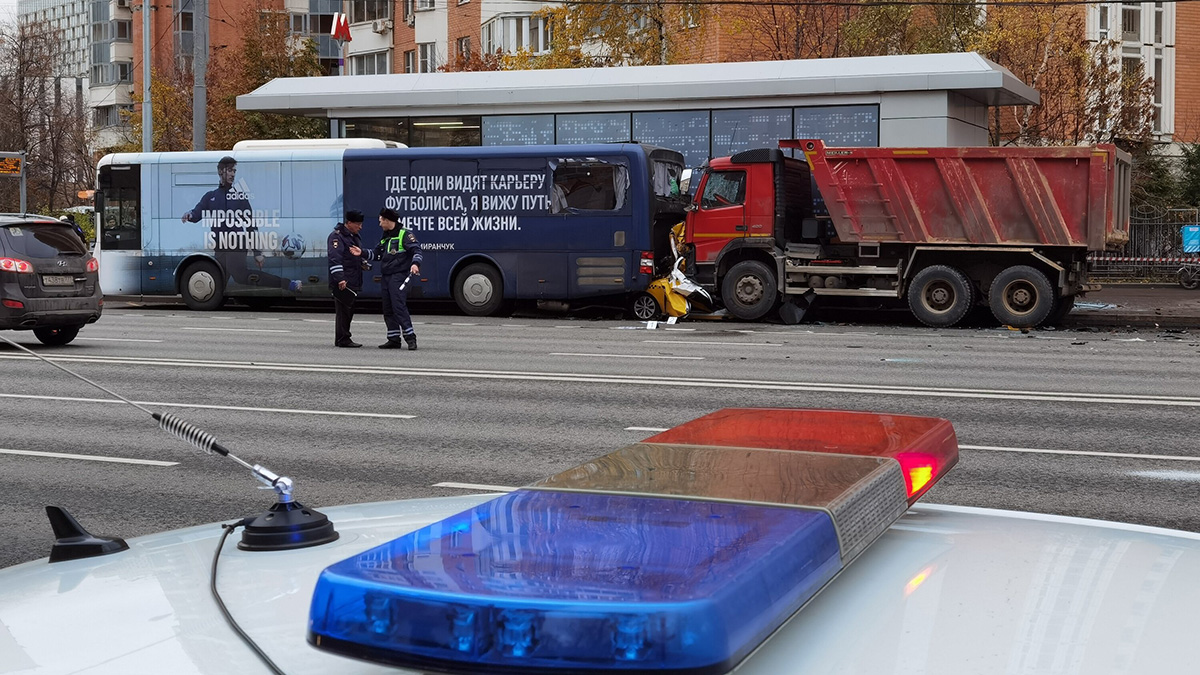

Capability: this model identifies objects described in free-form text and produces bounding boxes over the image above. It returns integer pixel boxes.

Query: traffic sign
[0,154,22,176]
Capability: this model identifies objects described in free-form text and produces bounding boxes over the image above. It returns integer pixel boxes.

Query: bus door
[280,159,343,295]
[96,163,143,294]
[552,157,632,297]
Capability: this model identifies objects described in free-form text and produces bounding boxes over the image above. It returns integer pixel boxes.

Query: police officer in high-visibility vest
[375,207,423,350]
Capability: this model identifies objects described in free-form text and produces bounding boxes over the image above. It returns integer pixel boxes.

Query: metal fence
[1088,205,1200,281]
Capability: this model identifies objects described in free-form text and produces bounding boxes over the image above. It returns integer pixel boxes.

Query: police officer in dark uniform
[327,210,370,348]
[375,207,423,350]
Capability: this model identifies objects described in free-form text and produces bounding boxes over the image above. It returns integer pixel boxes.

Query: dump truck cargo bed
[788,140,1131,252]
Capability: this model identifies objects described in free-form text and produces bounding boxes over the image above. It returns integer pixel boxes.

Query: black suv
[0,214,102,345]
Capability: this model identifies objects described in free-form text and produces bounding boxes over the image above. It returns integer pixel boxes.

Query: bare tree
[0,18,94,212]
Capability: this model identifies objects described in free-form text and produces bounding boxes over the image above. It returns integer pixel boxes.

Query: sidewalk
[1066,284,1200,329]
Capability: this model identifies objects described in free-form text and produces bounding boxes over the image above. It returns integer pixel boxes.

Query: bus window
[97,165,141,251]
[651,160,683,198]
[550,159,629,213]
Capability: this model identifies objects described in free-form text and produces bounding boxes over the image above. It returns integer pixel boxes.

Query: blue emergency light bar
[308,409,960,674]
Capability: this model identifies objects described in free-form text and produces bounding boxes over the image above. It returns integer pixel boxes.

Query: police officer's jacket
[374,228,423,277]
[327,223,368,290]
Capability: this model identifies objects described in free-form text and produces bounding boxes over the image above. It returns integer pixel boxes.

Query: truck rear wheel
[989,265,1054,327]
[908,265,973,327]
[721,260,777,321]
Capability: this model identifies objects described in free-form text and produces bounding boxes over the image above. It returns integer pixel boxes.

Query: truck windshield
[700,170,746,209]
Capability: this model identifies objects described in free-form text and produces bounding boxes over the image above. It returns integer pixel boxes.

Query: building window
[403,0,415,22]
[1120,3,1139,42]
[1098,6,1108,39]
[481,14,551,55]
[404,49,415,73]
[456,36,470,60]
[351,50,390,75]
[418,42,438,72]
[349,0,391,24]
[117,62,132,82]
[290,13,307,33]
[417,0,435,10]
[178,10,194,32]
[114,19,131,41]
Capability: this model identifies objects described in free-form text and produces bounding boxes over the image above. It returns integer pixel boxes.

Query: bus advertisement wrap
[96,144,685,314]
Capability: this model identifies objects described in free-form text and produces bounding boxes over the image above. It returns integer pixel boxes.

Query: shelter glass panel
[556,113,632,145]
[793,105,879,147]
[711,108,792,157]
[482,115,555,146]
[633,110,710,169]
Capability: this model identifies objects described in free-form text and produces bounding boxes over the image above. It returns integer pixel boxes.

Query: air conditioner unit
[371,19,392,34]
[405,14,415,27]
[115,0,129,8]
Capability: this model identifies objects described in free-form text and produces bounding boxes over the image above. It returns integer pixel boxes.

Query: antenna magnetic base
[238,500,339,551]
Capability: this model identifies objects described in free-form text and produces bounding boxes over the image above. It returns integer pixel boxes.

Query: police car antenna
[0,334,338,552]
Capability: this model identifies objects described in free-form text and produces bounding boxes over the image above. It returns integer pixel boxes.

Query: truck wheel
[33,325,82,346]
[721,260,777,321]
[1045,295,1075,325]
[628,292,661,321]
[989,265,1054,327]
[453,262,504,316]
[907,265,973,327]
[181,260,225,311]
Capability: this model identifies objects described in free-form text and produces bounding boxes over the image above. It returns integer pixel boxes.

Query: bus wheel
[33,325,81,346]
[989,265,1053,328]
[628,292,661,321]
[453,263,504,316]
[720,260,777,321]
[181,260,225,311]
[908,265,973,327]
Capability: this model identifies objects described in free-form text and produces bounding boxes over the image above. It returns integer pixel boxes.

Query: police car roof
[1,495,1197,674]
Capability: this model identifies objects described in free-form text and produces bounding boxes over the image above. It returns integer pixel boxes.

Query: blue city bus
[94,142,687,314]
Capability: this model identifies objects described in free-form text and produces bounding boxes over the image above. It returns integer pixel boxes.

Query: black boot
[378,339,404,349]
[405,335,418,351]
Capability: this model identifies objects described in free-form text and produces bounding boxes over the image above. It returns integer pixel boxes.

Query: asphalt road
[1,304,1198,569]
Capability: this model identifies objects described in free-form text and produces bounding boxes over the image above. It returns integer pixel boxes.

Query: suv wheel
[33,325,82,346]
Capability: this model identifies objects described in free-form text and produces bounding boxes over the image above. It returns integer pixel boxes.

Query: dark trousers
[333,291,356,345]
[381,274,414,342]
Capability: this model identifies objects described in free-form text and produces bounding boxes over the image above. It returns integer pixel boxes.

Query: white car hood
[0,497,1197,675]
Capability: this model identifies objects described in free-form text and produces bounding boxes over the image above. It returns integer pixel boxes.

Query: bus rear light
[639,251,654,275]
[2,299,23,309]
[86,258,99,272]
[0,257,33,273]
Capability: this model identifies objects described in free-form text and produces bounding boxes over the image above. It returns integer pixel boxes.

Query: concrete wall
[878,91,989,147]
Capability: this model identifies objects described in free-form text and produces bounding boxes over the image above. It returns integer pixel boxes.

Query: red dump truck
[683,139,1131,327]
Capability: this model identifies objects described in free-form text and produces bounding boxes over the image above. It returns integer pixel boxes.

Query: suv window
[1,224,87,257]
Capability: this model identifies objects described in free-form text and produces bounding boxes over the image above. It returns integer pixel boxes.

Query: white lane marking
[302,319,330,323]
[75,337,164,343]
[433,481,517,492]
[500,324,527,328]
[555,326,582,329]
[0,447,178,467]
[0,393,415,419]
[664,328,696,332]
[551,353,703,360]
[451,323,477,326]
[643,340,781,347]
[961,444,1200,462]
[1127,470,1200,482]
[257,318,280,321]
[626,426,668,432]
[180,327,290,333]
[6,353,1200,408]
